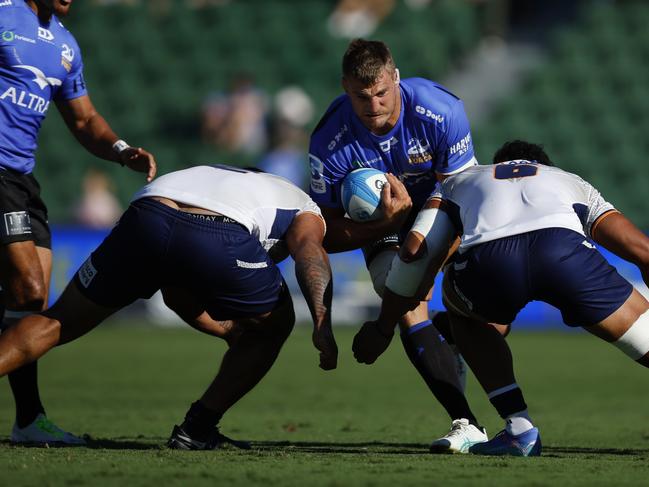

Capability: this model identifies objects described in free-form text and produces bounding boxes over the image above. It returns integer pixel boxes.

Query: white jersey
[132,165,324,252]
[434,161,616,252]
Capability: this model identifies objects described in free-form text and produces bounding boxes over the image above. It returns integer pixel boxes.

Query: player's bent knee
[6,278,47,311]
[612,309,649,364]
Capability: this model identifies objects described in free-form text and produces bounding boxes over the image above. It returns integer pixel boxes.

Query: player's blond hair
[342,39,396,85]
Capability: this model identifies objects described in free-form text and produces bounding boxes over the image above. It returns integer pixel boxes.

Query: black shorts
[444,228,633,326]
[0,168,51,249]
[73,198,285,320]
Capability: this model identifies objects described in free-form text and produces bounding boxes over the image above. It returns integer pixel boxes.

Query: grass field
[1,322,648,486]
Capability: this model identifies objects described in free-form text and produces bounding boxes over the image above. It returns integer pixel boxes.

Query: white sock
[505,410,534,436]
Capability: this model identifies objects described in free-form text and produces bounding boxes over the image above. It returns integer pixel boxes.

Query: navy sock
[488,385,528,419]
[8,361,45,428]
[431,311,455,345]
[400,320,479,426]
[181,401,223,441]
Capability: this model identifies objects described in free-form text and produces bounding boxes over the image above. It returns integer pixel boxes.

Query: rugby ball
[341,168,388,222]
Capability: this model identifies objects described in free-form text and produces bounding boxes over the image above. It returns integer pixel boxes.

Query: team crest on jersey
[407,138,433,164]
[0,0,13,8]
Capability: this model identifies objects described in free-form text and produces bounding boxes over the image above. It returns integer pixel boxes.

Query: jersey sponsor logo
[415,105,445,123]
[0,0,12,7]
[37,27,54,42]
[449,133,472,156]
[327,124,348,151]
[309,154,326,194]
[379,136,398,153]
[2,31,36,44]
[15,65,62,90]
[0,86,50,114]
[407,138,433,164]
[2,211,31,237]
[77,257,98,288]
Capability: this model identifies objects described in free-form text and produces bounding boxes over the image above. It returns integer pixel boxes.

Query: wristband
[112,139,130,166]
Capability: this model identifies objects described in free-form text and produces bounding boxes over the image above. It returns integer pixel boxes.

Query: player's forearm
[323,217,396,253]
[593,212,649,286]
[293,242,333,329]
[68,111,123,163]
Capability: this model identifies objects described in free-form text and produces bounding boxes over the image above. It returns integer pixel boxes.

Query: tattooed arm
[286,213,338,370]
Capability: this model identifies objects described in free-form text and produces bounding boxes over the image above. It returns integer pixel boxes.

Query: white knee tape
[385,207,456,298]
[368,250,396,298]
[613,309,649,360]
[385,253,427,297]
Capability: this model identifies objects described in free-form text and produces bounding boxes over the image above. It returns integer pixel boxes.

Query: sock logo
[77,257,97,288]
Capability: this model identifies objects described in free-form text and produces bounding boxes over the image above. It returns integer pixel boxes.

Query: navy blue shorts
[0,169,51,248]
[73,198,284,320]
[445,228,633,326]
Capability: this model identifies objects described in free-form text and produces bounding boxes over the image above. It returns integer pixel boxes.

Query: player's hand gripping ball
[341,168,388,222]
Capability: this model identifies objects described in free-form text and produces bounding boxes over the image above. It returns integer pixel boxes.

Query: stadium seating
[474,1,649,227]
[36,0,481,221]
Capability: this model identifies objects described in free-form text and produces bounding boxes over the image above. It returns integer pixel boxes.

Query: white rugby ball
[341,168,388,222]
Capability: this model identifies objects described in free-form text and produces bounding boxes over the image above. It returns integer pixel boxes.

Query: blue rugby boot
[469,427,541,457]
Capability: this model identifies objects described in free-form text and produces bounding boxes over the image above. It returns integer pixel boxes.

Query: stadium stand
[35,0,481,221]
[473,1,649,227]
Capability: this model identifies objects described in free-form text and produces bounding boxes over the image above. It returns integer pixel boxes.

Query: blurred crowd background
[40,0,649,230]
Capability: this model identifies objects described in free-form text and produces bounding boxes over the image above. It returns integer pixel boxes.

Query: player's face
[343,68,401,135]
[35,0,72,17]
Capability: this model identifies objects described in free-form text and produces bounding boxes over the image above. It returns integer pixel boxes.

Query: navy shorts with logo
[445,228,633,326]
[0,169,51,248]
[73,198,285,320]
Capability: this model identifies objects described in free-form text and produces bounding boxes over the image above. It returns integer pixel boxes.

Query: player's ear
[342,76,351,94]
[394,68,400,85]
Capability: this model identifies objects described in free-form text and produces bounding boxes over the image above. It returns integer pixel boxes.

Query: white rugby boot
[429,418,488,454]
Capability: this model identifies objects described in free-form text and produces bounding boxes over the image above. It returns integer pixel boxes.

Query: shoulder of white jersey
[401,77,462,126]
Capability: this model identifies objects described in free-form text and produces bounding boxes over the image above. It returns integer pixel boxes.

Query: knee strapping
[613,309,649,360]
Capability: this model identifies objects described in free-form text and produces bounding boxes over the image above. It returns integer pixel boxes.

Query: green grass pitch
[1,322,648,486]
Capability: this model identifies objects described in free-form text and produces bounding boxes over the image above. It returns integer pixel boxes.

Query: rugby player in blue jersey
[0,165,337,449]
[309,38,487,452]
[357,140,649,456]
[0,0,156,445]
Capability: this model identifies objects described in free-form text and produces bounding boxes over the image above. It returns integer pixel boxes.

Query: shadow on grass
[0,436,164,450]
[542,445,649,456]
[4,438,645,456]
[0,437,428,454]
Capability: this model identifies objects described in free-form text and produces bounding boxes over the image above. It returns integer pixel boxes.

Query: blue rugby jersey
[308,77,477,212]
[0,0,87,174]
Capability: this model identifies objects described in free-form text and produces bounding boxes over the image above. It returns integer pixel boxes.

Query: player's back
[133,165,322,250]
[439,161,613,250]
